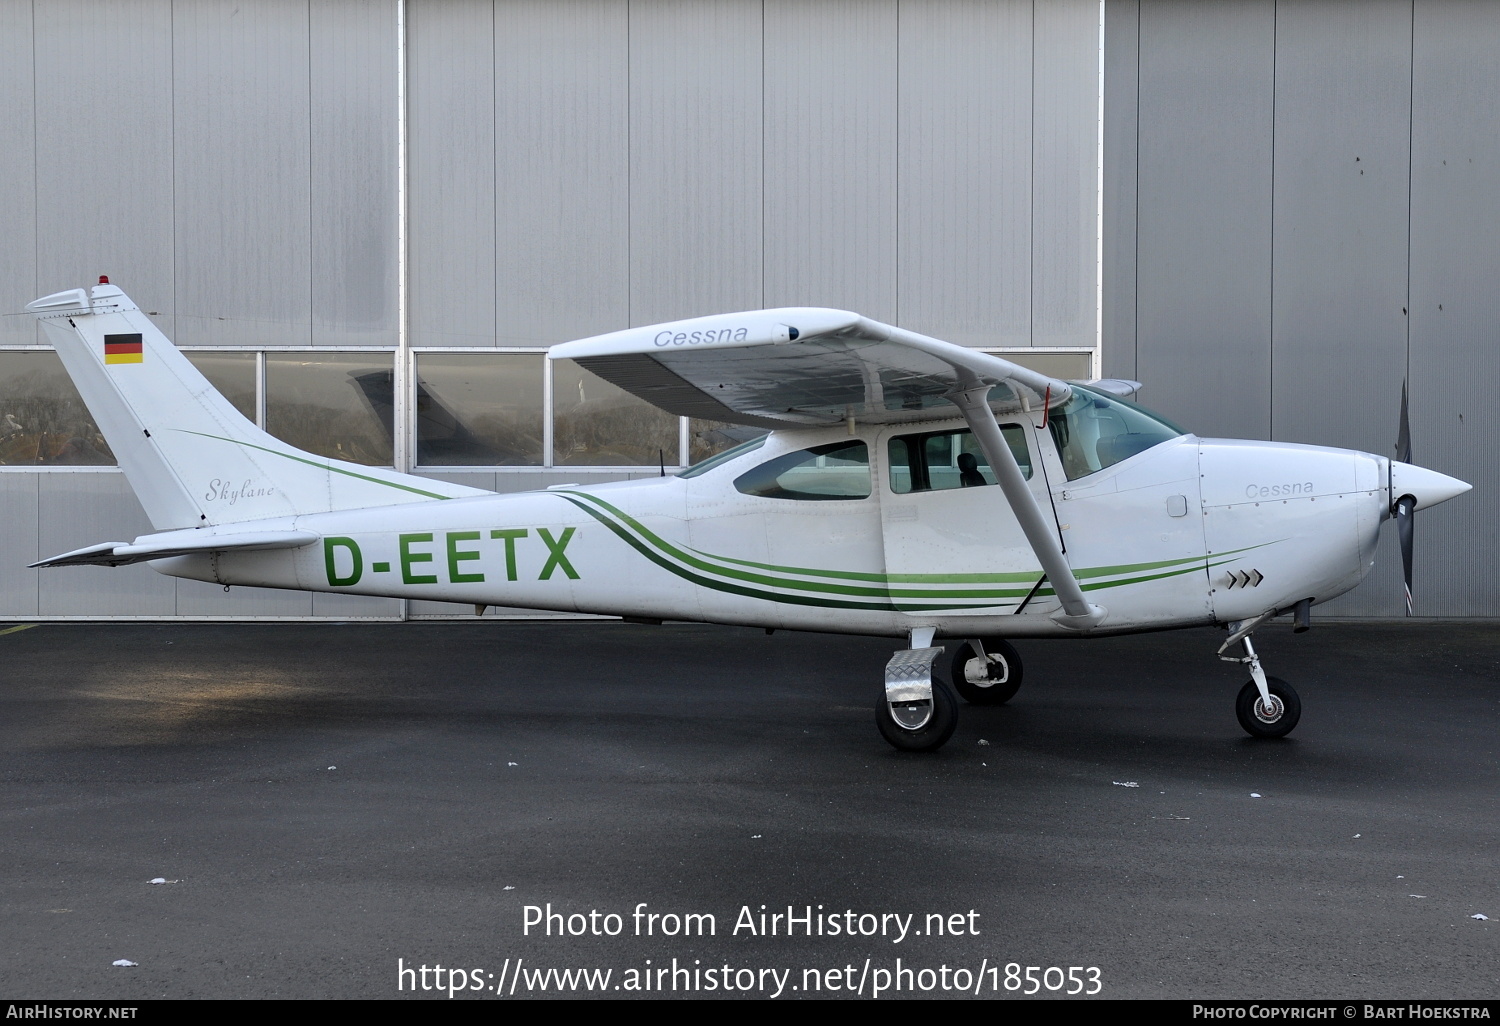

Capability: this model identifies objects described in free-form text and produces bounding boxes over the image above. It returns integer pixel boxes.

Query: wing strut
[947,381,1104,629]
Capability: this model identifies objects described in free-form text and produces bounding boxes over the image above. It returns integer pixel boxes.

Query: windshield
[677,433,768,479]
[1048,386,1185,480]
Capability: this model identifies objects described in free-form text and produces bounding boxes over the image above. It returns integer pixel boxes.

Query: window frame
[886,423,1032,495]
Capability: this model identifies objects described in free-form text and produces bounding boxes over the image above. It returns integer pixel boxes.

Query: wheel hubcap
[965,654,1008,687]
[889,699,933,731]
[1253,694,1284,724]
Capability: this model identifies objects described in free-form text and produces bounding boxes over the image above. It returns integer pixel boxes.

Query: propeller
[1394,382,1414,616]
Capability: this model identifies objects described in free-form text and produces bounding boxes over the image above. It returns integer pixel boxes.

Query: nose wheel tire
[1235,677,1301,738]
[877,678,959,752]
[950,638,1023,705]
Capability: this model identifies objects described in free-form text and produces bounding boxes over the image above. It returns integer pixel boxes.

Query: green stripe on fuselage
[557,490,1266,606]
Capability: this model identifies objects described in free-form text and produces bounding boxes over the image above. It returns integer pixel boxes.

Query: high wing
[554,308,1106,630]
[549,308,1072,428]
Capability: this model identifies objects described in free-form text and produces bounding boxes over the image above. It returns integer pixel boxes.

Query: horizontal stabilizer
[32,530,318,569]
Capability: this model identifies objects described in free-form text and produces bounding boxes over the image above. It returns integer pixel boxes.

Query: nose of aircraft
[1390,461,1471,511]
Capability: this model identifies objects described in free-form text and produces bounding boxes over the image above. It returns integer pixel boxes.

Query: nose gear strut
[1218,611,1303,739]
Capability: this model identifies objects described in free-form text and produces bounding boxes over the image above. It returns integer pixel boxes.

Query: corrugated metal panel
[763,0,898,320]
[897,0,1033,347]
[1135,0,1274,438]
[175,577,314,617]
[493,472,553,494]
[37,473,175,616]
[310,0,398,347]
[1408,0,1500,616]
[409,599,484,617]
[0,1,36,345]
[494,0,629,346]
[0,474,40,615]
[628,0,763,327]
[1101,0,1138,380]
[32,0,176,339]
[311,592,402,618]
[1270,0,1410,455]
[1269,0,1412,619]
[407,0,496,346]
[1033,0,1098,348]
[415,470,499,492]
[172,0,313,347]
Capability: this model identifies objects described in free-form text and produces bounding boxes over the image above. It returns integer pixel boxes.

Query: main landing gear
[877,633,1025,752]
[877,643,958,752]
[1219,613,1301,739]
[874,620,1305,749]
[950,637,1023,705]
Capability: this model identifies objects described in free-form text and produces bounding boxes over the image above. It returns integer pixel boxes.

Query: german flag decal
[104,333,143,365]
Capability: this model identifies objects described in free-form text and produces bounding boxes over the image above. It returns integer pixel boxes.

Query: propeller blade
[1396,380,1412,465]
[1396,494,1415,616]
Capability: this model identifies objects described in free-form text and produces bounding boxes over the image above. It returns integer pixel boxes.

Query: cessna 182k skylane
[27,281,1470,751]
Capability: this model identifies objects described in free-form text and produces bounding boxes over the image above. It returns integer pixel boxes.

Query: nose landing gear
[1219,613,1302,738]
[1234,676,1301,738]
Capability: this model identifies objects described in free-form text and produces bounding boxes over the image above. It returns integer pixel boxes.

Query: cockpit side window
[734,440,871,500]
[1047,385,1185,481]
[887,425,1030,494]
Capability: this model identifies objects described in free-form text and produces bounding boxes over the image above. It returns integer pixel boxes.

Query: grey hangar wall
[0,0,1493,620]
[1104,0,1498,618]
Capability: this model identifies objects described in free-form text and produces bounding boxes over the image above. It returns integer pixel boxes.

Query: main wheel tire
[949,638,1023,705]
[877,678,959,752]
[1235,677,1301,738]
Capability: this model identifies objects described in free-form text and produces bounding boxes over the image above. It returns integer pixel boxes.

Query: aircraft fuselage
[151,419,1392,639]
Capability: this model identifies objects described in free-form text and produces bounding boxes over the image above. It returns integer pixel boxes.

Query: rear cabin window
[734,440,871,500]
[887,426,1031,494]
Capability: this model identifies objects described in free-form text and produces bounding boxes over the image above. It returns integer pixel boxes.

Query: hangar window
[266,354,395,466]
[1048,385,1185,481]
[185,352,257,423]
[551,359,681,467]
[415,353,544,466]
[734,440,871,500]
[0,351,114,465]
[887,425,1030,494]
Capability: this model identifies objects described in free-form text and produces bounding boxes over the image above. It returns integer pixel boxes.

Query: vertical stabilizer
[27,282,488,530]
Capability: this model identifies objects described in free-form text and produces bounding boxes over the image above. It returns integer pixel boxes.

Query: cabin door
[877,420,1064,619]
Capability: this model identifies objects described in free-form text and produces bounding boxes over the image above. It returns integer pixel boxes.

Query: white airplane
[26,280,1471,751]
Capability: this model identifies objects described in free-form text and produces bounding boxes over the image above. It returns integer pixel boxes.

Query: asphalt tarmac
[1,619,1496,1000]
